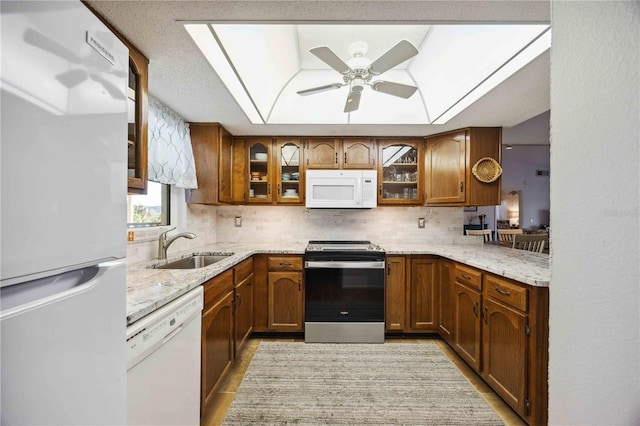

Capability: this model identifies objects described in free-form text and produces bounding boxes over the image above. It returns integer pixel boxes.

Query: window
[127,181,170,227]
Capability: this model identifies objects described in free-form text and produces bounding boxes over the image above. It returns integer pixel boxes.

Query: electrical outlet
[418,218,426,228]
[127,231,134,242]
[235,216,242,227]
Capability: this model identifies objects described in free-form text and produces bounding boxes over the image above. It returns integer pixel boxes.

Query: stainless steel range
[304,240,385,343]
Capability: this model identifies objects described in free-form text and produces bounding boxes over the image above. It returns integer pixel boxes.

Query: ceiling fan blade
[368,40,419,75]
[24,28,82,64]
[55,69,89,88]
[344,92,361,113]
[371,81,418,99]
[297,83,343,96]
[310,46,351,74]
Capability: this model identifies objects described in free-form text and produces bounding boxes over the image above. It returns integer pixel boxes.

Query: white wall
[550,2,639,424]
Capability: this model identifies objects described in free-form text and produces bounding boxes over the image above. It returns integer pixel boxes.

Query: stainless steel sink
[152,254,233,269]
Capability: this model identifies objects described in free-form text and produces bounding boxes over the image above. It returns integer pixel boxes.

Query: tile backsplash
[215,205,467,245]
[127,204,470,263]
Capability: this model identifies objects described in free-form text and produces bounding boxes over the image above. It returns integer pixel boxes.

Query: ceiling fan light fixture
[350,78,365,94]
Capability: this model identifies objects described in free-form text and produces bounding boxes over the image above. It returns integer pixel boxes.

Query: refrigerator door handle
[0,261,122,320]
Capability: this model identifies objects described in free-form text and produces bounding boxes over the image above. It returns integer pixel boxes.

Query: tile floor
[203,337,527,426]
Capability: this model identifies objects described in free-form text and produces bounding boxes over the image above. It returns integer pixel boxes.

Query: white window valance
[148,96,198,188]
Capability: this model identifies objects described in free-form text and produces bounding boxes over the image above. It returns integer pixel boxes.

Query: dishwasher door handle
[162,324,185,345]
[304,261,385,269]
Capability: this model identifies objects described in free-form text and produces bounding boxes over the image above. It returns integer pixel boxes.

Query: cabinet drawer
[268,256,303,271]
[203,269,234,307]
[453,263,482,291]
[234,257,254,285]
[484,275,528,312]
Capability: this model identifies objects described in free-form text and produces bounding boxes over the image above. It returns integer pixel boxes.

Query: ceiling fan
[297,40,419,113]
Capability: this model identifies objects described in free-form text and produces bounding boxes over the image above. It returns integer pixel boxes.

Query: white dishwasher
[126,286,203,426]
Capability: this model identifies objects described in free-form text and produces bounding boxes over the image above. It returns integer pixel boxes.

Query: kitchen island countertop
[126,241,549,326]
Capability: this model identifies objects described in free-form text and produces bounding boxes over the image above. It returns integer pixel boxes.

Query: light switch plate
[418,218,425,228]
[235,216,242,227]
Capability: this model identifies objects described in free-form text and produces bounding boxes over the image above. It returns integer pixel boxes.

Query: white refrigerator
[1,1,128,424]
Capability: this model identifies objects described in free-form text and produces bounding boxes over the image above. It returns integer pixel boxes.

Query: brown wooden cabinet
[425,127,501,206]
[446,262,549,425]
[408,257,437,331]
[306,138,376,169]
[246,138,273,203]
[481,273,543,424]
[378,139,424,205]
[267,256,304,331]
[342,138,376,168]
[200,269,234,418]
[275,138,304,204]
[385,256,437,333]
[233,258,254,355]
[425,130,466,204]
[385,256,406,331]
[186,123,233,205]
[437,260,454,344]
[453,264,483,371]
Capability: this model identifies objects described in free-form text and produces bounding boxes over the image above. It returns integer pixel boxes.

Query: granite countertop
[126,241,549,326]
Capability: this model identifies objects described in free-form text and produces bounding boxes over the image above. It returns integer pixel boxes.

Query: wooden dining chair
[497,228,523,243]
[512,234,546,253]
[466,229,493,242]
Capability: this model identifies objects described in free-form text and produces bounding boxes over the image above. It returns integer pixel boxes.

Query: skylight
[184,23,550,125]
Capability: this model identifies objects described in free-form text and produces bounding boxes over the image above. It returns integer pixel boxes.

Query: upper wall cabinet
[186,123,233,205]
[378,138,423,205]
[246,138,274,204]
[306,138,376,169]
[126,46,149,194]
[87,5,149,194]
[275,138,304,204]
[425,127,502,207]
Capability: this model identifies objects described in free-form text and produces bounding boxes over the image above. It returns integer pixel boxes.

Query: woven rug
[222,341,505,425]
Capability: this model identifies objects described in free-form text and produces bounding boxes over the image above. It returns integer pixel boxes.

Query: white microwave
[305,170,377,209]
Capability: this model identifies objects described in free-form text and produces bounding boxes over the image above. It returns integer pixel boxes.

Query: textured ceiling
[86,1,551,137]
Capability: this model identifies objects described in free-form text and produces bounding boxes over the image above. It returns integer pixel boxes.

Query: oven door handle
[304,261,385,269]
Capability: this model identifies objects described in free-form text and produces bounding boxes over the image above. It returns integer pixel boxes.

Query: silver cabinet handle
[495,287,511,296]
[305,261,385,269]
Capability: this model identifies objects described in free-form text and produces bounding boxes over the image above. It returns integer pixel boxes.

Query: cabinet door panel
[268,271,303,330]
[378,139,423,205]
[306,139,339,169]
[234,274,254,355]
[482,298,528,415]
[425,130,466,204]
[437,260,454,342]
[454,282,482,371]
[385,256,405,331]
[409,258,436,331]
[218,128,233,203]
[342,138,376,169]
[247,138,273,203]
[201,290,234,415]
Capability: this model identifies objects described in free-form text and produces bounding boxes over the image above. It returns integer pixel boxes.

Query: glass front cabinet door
[247,138,273,203]
[275,138,304,204]
[378,139,423,205]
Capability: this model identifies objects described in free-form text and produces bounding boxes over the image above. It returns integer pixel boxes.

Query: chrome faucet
[157,227,197,260]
